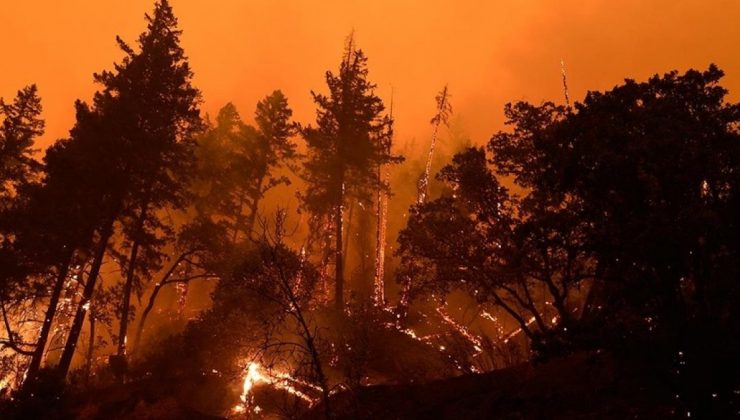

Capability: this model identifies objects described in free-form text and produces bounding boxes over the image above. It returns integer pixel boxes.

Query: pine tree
[56,0,202,378]
[0,85,44,205]
[196,91,296,243]
[245,90,298,236]
[300,36,402,310]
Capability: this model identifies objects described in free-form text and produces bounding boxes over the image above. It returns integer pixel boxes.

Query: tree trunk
[374,164,388,305]
[56,221,114,380]
[24,249,74,383]
[118,205,147,357]
[334,183,345,311]
[84,310,95,385]
[132,253,186,353]
[343,201,354,260]
[117,240,140,357]
[245,175,265,239]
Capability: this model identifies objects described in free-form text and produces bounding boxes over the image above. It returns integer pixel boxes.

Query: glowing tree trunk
[400,86,452,312]
[176,282,189,318]
[373,166,389,306]
[334,181,345,311]
[416,85,451,205]
[373,97,394,306]
[561,59,571,109]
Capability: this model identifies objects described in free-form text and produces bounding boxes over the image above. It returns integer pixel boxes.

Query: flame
[373,163,389,306]
[436,306,483,353]
[233,362,318,415]
[503,316,537,343]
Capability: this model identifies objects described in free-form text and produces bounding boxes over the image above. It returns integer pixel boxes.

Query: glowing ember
[436,306,483,353]
[503,316,537,343]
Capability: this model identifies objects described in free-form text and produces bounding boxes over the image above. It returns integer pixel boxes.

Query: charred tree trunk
[57,220,114,380]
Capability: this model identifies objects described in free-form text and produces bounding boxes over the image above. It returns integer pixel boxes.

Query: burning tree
[0,85,46,376]
[417,85,452,205]
[233,212,330,418]
[300,34,402,311]
[37,0,204,384]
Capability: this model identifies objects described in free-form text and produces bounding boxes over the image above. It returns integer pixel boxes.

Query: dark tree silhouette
[0,85,45,361]
[197,92,297,243]
[399,65,740,414]
[55,0,202,379]
[398,146,593,355]
[300,35,402,310]
[0,85,44,205]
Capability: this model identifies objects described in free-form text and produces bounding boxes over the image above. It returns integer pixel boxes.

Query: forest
[1,1,739,418]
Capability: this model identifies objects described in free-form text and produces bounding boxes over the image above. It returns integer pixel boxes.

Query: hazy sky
[2,0,739,152]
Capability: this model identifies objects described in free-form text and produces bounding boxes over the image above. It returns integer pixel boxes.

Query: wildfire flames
[232,362,318,416]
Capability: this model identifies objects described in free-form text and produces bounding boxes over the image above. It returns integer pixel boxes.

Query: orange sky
[2,0,739,153]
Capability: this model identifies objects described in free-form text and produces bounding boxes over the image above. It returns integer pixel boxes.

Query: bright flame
[233,362,318,415]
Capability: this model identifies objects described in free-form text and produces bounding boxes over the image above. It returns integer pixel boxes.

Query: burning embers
[232,362,319,416]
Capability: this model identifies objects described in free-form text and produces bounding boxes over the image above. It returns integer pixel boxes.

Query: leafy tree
[0,86,44,336]
[245,91,299,235]
[300,36,402,310]
[397,146,593,355]
[399,66,740,413]
[489,66,740,348]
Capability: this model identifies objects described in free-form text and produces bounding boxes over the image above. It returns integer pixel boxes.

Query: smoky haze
[1,0,739,154]
[3,0,739,360]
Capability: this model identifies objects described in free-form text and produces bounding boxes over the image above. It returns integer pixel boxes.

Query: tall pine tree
[300,36,402,310]
[55,0,201,378]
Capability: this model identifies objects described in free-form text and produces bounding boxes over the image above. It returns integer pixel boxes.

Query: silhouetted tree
[400,65,740,414]
[197,92,297,243]
[0,86,44,363]
[56,0,202,379]
[300,36,402,310]
[132,216,225,352]
[398,146,593,355]
[0,85,43,206]
[17,100,120,386]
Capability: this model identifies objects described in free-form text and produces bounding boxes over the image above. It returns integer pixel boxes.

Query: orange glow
[2,1,739,156]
